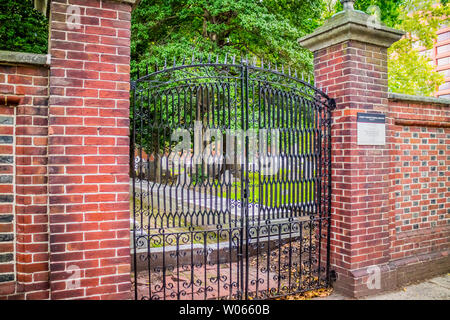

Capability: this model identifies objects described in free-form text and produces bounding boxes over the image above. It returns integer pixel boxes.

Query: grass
[222,171,314,206]
[131,171,314,248]
[130,197,231,247]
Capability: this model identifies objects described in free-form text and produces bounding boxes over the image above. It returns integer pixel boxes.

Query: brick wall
[48,0,132,300]
[0,0,134,300]
[0,62,50,299]
[302,8,450,297]
[314,41,393,296]
[0,102,15,290]
[389,97,450,261]
[0,1,448,300]
[313,41,450,296]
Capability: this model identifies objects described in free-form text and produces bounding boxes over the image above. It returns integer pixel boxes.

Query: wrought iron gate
[130,57,334,300]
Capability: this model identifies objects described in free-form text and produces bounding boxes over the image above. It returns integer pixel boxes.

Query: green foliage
[225,171,314,206]
[328,0,403,27]
[0,0,48,54]
[388,48,443,96]
[131,0,325,78]
[388,0,449,96]
[326,0,449,96]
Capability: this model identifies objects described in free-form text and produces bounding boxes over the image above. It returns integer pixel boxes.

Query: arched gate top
[131,58,334,109]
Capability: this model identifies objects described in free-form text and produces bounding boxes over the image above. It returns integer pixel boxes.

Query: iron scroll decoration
[130,57,334,300]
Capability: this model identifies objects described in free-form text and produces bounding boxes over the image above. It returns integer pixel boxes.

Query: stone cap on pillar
[34,0,140,13]
[299,2,404,52]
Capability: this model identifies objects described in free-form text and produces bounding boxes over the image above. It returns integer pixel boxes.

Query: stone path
[363,274,450,300]
[316,274,450,300]
[132,178,307,224]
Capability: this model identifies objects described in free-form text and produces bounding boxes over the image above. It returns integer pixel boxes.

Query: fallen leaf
[275,287,333,300]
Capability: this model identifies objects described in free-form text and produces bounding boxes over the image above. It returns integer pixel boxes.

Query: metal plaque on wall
[357,112,386,145]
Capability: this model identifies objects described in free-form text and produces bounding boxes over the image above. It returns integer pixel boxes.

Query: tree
[131,1,326,183]
[0,0,48,54]
[327,0,449,96]
[388,0,449,96]
[131,0,325,77]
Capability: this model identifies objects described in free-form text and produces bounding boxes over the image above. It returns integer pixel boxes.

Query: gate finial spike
[224,53,228,64]
[182,56,186,65]
[215,54,219,64]
[173,57,176,67]
[288,66,291,77]
[164,58,167,70]
[146,63,149,75]
[232,55,236,64]
[261,57,264,69]
[208,53,211,63]
[191,52,195,64]
[137,66,140,79]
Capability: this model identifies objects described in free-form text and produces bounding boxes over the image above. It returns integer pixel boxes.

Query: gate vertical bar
[317,96,323,286]
[238,63,245,299]
[128,61,333,301]
[131,80,137,300]
[326,98,335,285]
[243,61,250,300]
[237,60,249,299]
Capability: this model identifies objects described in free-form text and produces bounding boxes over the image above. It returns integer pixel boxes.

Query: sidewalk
[319,274,450,300]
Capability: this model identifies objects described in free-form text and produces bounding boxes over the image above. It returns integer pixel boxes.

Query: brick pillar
[48,0,135,299]
[300,8,403,297]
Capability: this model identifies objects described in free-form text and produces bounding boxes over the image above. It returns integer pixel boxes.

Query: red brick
[38,0,135,301]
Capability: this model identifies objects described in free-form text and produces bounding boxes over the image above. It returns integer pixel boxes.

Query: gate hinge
[130,80,137,90]
[329,98,336,110]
